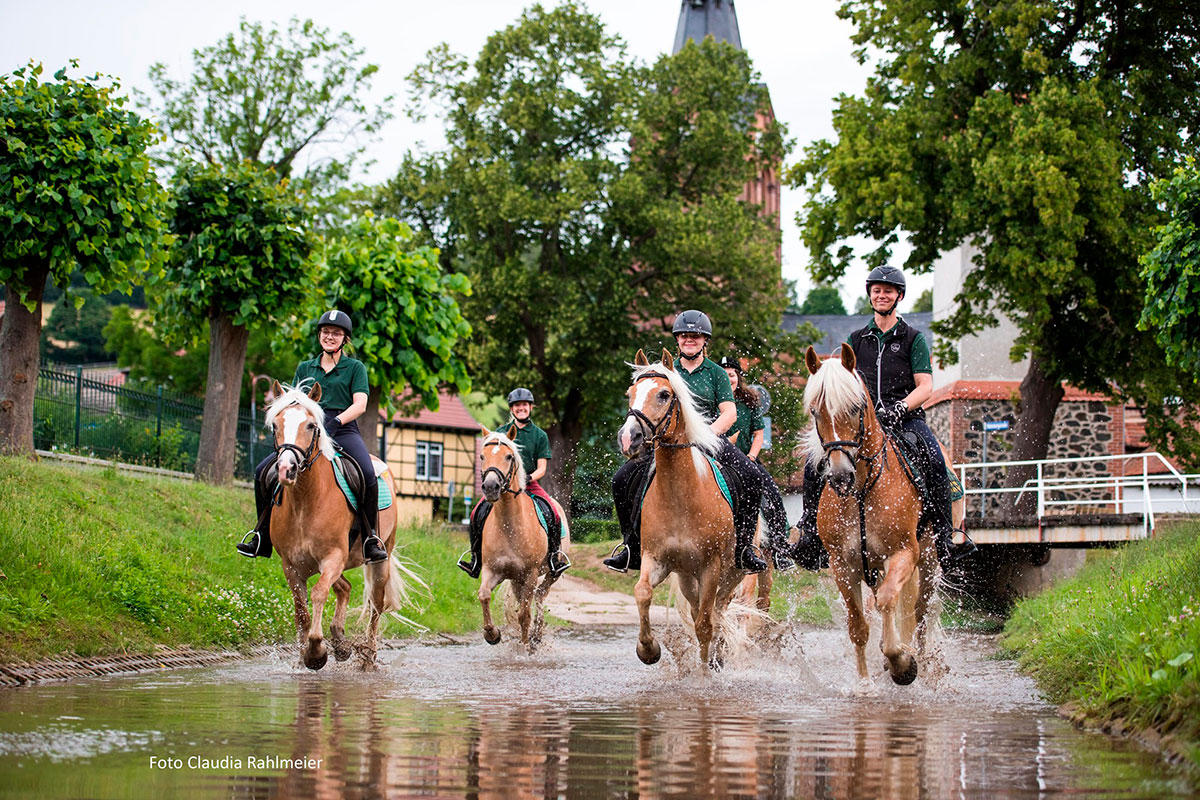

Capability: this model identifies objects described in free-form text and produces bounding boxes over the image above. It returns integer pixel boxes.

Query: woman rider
[236,309,389,564]
[604,309,770,575]
[792,266,976,571]
[717,355,795,571]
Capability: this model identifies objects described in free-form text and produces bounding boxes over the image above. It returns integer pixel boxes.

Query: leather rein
[274,404,323,474]
[626,373,698,452]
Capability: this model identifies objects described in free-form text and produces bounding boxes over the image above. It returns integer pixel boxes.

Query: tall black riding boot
[793,464,829,570]
[237,469,276,558]
[545,514,571,577]
[458,500,491,578]
[361,482,388,564]
[604,457,648,573]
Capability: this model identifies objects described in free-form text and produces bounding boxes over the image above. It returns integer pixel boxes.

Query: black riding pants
[749,458,790,542]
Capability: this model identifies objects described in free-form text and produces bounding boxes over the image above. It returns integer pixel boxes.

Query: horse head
[619,349,681,458]
[267,380,331,486]
[479,425,525,502]
[804,344,877,496]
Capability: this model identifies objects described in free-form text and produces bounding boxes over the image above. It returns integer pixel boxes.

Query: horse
[265,380,410,671]
[475,426,569,651]
[802,344,939,685]
[618,349,750,669]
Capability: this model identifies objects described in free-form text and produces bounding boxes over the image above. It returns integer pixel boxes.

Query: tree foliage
[798,285,847,315]
[40,290,112,365]
[790,1,1200,470]
[383,3,807,499]
[911,287,932,313]
[145,17,391,197]
[319,214,472,439]
[1140,160,1200,376]
[0,62,168,453]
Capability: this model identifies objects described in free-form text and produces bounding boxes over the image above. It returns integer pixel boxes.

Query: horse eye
[658,389,670,400]
[307,423,316,430]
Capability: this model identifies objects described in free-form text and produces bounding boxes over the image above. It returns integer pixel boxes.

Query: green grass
[0,456,485,662]
[1001,521,1200,766]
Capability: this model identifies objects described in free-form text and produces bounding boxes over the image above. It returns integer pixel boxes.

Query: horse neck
[280,456,336,513]
[488,488,537,539]
[652,446,708,491]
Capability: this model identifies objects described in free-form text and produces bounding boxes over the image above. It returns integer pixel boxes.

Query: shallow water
[0,624,1192,799]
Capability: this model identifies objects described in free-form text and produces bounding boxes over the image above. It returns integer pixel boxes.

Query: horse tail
[359,549,431,632]
[667,575,770,664]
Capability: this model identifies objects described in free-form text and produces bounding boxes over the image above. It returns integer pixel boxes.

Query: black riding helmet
[316,309,353,336]
[865,265,907,296]
[672,309,713,337]
[507,387,535,406]
[717,355,742,373]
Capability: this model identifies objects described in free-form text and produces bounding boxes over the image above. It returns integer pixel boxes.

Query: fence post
[155,385,164,468]
[73,366,82,449]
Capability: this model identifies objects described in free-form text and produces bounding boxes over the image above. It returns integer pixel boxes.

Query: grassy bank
[0,457,484,663]
[1001,521,1200,766]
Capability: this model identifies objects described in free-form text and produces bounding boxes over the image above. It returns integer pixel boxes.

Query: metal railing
[955,452,1200,538]
[34,365,263,479]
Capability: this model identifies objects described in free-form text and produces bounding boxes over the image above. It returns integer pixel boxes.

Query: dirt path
[544,573,670,626]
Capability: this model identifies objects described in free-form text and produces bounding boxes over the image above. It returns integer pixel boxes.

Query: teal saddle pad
[332,454,393,511]
[639,455,735,515]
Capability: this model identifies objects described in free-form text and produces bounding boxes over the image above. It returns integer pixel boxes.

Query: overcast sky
[1,0,931,311]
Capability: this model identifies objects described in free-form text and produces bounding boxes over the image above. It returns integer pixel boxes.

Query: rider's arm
[530,457,548,482]
[903,373,932,411]
[712,401,737,435]
[336,391,368,424]
[747,429,764,460]
[902,331,934,411]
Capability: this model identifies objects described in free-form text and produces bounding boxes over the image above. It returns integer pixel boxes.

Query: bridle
[626,373,696,452]
[481,440,521,496]
[274,404,322,474]
[813,402,888,499]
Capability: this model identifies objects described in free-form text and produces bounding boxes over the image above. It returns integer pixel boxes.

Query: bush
[571,517,620,544]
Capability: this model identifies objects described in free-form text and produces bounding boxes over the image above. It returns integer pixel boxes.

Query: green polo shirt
[728,398,765,455]
[674,355,735,423]
[292,355,369,412]
[504,419,551,477]
[844,318,933,374]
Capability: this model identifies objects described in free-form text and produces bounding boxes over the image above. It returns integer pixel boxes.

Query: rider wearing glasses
[605,310,773,575]
[237,309,389,564]
[793,267,976,571]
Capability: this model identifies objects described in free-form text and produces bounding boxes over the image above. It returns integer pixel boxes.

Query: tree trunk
[544,415,583,523]
[1001,352,1065,520]
[0,268,48,456]
[194,313,250,484]
[364,386,382,459]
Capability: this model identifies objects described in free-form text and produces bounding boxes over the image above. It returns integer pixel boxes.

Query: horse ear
[271,379,283,400]
[479,424,491,438]
[635,349,649,366]
[308,381,323,403]
[840,342,856,371]
[804,346,821,375]
[661,349,673,369]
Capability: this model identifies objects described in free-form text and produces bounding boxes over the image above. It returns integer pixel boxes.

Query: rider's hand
[876,401,906,429]
[326,417,342,435]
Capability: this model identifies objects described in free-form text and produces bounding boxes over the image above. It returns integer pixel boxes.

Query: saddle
[887,427,965,534]
[259,447,389,547]
[469,491,562,545]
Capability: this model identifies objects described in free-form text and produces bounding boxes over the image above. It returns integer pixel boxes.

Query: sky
[1,0,931,312]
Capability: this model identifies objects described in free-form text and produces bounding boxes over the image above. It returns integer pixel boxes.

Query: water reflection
[0,627,1192,799]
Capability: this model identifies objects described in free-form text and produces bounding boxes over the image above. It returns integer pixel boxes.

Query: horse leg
[915,531,939,652]
[479,568,504,645]
[830,552,871,681]
[302,556,343,671]
[756,565,774,614]
[515,576,536,653]
[875,547,918,686]
[283,561,312,665]
[695,563,721,670]
[635,558,662,665]
[329,575,354,662]
[361,561,389,672]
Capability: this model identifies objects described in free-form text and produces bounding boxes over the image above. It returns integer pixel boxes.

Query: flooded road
[0,622,1192,799]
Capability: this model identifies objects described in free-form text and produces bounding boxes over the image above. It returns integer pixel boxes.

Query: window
[415,440,443,481]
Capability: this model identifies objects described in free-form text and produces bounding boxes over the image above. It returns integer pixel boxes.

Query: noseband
[814,404,886,498]
[626,373,695,451]
[274,405,321,474]
[481,460,520,496]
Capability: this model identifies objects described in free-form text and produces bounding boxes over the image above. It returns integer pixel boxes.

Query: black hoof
[637,640,661,665]
[484,628,502,645]
[304,650,328,671]
[890,656,918,686]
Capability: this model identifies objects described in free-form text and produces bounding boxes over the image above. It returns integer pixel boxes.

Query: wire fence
[34,365,265,479]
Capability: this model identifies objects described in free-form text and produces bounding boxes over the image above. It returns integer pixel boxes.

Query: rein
[275,404,322,474]
[626,373,698,452]
[481,461,521,496]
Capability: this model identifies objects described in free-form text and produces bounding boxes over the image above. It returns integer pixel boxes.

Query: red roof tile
[384,391,481,432]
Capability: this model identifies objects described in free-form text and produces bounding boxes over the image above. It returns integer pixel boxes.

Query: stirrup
[771,542,796,572]
[236,530,263,558]
[602,543,632,574]
[457,549,481,579]
[736,544,768,575]
[362,534,388,565]
[548,550,572,577]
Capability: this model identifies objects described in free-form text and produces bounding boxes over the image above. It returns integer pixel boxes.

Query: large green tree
[156,160,316,483]
[319,214,473,456]
[39,290,113,365]
[798,285,848,315]
[791,1,1200,505]
[0,63,168,454]
[1140,160,1200,375]
[383,4,803,503]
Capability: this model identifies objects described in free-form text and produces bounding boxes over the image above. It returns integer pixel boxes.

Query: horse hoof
[304,651,328,671]
[637,640,661,665]
[484,628,502,645]
[890,656,918,686]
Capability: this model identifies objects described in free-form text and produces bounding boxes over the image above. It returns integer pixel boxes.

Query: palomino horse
[803,344,938,685]
[476,427,569,651]
[618,349,748,669]
[266,381,409,671]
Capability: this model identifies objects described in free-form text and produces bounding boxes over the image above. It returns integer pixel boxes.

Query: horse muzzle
[481,476,502,503]
[618,421,645,459]
[278,457,299,485]
[828,469,855,497]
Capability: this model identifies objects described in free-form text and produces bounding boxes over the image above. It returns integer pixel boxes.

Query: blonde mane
[802,357,867,463]
[481,430,528,491]
[629,362,722,459]
[264,381,337,462]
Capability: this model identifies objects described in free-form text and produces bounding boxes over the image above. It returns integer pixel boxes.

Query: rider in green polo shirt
[458,388,570,579]
[237,309,389,565]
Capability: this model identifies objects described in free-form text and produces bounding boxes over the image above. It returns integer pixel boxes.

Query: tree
[320,214,472,456]
[40,290,113,365]
[911,287,932,313]
[1140,160,1200,375]
[791,1,1200,502]
[797,285,847,315]
[853,295,872,315]
[145,17,391,204]
[0,63,168,455]
[384,4,804,504]
[155,160,316,483]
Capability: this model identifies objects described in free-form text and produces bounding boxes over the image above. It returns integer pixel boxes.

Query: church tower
[672,0,782,267]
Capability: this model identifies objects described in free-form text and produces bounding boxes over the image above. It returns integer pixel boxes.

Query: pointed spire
[672,0,743,54]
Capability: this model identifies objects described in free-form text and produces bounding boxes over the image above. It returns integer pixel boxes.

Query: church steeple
[672,0,743,54]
